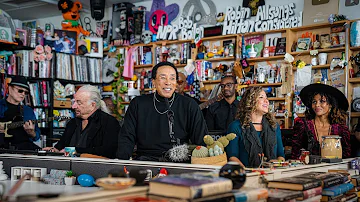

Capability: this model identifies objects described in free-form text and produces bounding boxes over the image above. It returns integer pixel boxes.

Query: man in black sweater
[205,73,239,135]
[43,85,120,158]
[117,62,208,161]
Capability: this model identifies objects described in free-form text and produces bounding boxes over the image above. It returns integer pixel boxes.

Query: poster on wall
[53,29,77,54]
[0,27,12,42]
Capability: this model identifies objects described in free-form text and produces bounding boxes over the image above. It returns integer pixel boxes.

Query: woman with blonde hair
[225,87,285,167]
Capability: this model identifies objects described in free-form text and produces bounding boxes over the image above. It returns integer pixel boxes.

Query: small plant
[66,170,74,177]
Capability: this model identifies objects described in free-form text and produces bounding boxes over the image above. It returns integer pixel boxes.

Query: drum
[321,135,342,159]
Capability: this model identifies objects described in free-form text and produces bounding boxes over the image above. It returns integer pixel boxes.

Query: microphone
[164,98,174,122]
[164,98,170,110]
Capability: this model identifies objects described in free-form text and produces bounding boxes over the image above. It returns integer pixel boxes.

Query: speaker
[90,0,105,21]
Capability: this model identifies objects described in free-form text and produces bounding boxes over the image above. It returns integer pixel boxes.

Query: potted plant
[64,170,76,186]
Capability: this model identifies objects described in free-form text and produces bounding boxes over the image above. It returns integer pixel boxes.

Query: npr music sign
[223,3,303,35]
[156,16,203,41]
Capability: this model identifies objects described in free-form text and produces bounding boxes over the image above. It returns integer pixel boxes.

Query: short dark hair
[221,74,237,84]
[151,62,178,80]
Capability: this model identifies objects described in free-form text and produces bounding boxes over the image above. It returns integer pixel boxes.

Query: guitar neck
[199,95,221,110]
[8,117,55,129]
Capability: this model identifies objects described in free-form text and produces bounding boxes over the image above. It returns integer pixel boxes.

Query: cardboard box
[303,0,339,25]
[54,98,71,108]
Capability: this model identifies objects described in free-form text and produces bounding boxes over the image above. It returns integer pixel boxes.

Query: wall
[24,7,113,35]
[338,0,360,20]
[24,0,304,34]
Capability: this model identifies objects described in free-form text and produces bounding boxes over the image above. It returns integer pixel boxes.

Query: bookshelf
[0,43,105,146]
[104,20,358,129]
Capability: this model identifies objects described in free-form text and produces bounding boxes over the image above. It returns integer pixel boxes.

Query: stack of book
[148,173,233,201]
[267,171,356,202]
[347,175,360,201]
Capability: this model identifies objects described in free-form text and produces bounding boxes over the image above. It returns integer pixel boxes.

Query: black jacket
[55,109,121,158]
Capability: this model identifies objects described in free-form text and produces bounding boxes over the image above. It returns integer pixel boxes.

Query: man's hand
[23,121,36,138]
[43,147,60,152]
[0,123,4,133]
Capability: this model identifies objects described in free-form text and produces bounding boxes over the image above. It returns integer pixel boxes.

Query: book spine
[190,180,232,199]
[303,180,322,190]
[302,186,322,199]
[322,183,354,196]
[323,176,343,188]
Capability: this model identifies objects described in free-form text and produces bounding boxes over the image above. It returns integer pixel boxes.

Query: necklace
[313,121,331,142]
[153,93,175,114]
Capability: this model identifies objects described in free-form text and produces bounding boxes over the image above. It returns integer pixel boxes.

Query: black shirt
[205,99,239,134]
[117,92,208,160]
[1,101,32,147]
[69,110,98,148]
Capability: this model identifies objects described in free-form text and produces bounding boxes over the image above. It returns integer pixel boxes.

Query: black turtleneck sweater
[117,92,208,160]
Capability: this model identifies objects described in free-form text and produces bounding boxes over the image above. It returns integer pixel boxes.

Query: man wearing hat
[205,72,239,135]
[0,76,41,150]
[291,83,351,159]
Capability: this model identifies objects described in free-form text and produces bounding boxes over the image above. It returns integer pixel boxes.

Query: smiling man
[117,62,208,161]
[205,72,239,135]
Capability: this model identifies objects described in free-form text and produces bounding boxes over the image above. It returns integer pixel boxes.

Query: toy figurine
[57,0,90,37]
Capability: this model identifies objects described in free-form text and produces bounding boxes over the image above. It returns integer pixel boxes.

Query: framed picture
[85,37,103,58]
[53,29,77,54]
[0,26,12,42]
[296,38,311,52]
[16,28,27,46]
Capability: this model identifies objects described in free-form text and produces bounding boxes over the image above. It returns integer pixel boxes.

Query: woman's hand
[269,157,285,162]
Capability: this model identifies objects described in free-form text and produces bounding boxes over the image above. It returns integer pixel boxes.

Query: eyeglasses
[220,83,235,89]
[177,80,184,85]
[13,86,29,95]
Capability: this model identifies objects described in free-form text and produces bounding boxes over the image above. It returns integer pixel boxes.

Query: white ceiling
[0,0,150,21]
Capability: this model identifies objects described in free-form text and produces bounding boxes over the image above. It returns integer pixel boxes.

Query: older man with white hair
[44,85,120,158]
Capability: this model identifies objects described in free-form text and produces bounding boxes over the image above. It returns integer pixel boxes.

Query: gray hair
[78,85,110,114]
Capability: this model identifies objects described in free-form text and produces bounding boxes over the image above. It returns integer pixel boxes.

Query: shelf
[350,46,360,51]
[247,55,284,62]
[292,64,335,70]
[290,47,345,56]
[196,57,235,62]
[202,34,237,41]
[134,64,153,69]
[144,88,155,92]
[290,20,348,32]
[0,41,34,51]
[349,77,360,83]
[202,80,221,84]
[53,107,72,110]
[248,83,282,87]
[243,28,287,36]
[175,64,187,68]
[56,78,103,85]
[351,112,360,118]
[154,39,193,45]
[268,97,286,101]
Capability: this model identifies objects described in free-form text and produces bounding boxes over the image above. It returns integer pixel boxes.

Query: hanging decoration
[145,0,179,34]
[57,0,90,37]
[243,0,265,16]
[182,0,217,26]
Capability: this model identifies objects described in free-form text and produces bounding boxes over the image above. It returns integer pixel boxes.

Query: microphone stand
[164,98,179,145]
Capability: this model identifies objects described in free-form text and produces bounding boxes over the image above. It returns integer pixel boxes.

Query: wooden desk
[0,154,358,201]
[0,180,99,201]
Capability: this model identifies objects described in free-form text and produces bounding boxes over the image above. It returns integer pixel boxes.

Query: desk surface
[0,180,99,201]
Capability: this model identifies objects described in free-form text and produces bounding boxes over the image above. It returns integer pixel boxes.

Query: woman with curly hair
[291,83,351,159]
[225,87,285,168]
